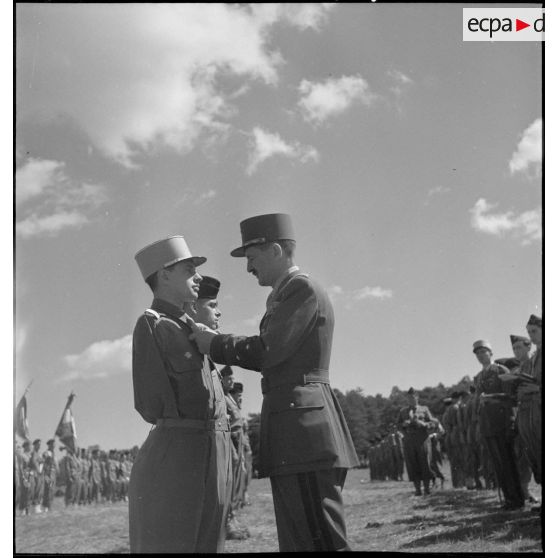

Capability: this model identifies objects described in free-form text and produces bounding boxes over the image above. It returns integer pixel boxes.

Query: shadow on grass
[398,510,541,549]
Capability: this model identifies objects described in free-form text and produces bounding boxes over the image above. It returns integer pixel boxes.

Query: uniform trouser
[514,436,533,497]
[90,480,101,503]
[270,468,350,552]
[42,479,55,509]
[517,395,542,485]
[465,443,482,487]
[31,474,44,506]
[403,435,432,483]
[129,425,232,554]
[483,434,524,506]
[19,478,34,511]
[65,480,77,506]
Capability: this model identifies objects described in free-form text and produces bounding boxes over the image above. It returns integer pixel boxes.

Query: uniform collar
[271,265,299,296]
[151,298,187,320]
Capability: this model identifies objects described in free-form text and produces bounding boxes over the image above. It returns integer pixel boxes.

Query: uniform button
[218,421,222,426]
[289,402,295,408]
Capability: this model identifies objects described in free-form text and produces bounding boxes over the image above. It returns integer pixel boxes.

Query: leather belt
[261,371,329,394]
[156,417,230,432]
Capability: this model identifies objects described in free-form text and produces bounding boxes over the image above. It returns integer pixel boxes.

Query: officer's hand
[190,327,218,354]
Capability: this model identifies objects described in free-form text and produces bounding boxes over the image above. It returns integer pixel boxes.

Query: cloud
[195,189,217,204]
[327,284,393,307]
[16,158,107,239]
[470,198,541,244]
[427,186,451,197]
[17,4,334,166]
[59,334,132,382]
[246,127,319,175]
[509,118,542,176]
[387,69,413,98]
[298,75,373,125]
[15,159,65,205]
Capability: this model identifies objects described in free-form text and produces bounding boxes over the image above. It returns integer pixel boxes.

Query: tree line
[246,377,472,471]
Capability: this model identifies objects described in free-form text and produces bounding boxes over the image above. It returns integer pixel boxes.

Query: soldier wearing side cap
[29,439,44,513]
[516,315,543,511]
[472,339,524,510]
[397,388,436,496]
[41,439,58,512]
[129,236,231,553]
[18,440,33,516]
[190,213,359,552]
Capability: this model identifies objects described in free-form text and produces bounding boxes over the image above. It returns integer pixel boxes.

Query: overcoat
[209,270,359,477]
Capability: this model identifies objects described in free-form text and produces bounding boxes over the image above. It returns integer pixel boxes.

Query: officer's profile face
[164,260,202,302]
[232,392,242,407]
[526,324,542,346]
[195,298,221,330]
[512,341,530,361]
[475,347,492,366]
[245,245,278,286]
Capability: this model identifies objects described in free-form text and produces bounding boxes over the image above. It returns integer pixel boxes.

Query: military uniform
[30,441,44,512]
[129,237,232,554]
[89,450,102,504]
[18,444,33,515]
[41,441,58,511]
[397,393,435,495]
[206,214,359,552]
[473,340,524,509]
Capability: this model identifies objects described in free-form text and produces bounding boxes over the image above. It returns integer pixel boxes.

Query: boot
[413,481,422,496]
[423,480,431,495]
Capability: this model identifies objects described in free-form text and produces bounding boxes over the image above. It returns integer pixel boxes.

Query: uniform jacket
[42,451,58,484]
[209,269,359,477]
[396,404,435,444]
[89,459,102,484]
[474,363,514,437]
[132,298,226,424]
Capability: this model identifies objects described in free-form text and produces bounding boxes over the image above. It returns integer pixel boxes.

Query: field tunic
[209,270,359,478]
[128,298,232,554]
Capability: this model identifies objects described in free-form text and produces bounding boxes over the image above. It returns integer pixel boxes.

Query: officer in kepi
[129,236,231,553]
[190,213,359,552]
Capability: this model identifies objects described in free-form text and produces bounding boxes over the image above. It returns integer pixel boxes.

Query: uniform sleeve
[132,315,179,424]
[210,277,318,370]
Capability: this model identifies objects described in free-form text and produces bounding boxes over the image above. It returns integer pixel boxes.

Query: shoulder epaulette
[144,308,160,320]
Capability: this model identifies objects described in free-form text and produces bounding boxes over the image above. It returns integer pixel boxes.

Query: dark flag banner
[55,392,77,453]
[14,395,30,441]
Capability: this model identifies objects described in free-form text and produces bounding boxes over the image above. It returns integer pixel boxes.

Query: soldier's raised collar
[150,298,187,320]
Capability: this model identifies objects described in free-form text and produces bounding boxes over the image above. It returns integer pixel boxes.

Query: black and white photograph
[14,2,545,553]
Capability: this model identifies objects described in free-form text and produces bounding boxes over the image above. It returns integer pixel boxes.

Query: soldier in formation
[397,388,436,496]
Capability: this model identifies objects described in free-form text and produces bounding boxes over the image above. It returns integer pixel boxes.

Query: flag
[55,393,77,454]
[14,395,30,441]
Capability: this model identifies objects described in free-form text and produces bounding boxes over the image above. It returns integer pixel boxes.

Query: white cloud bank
[17,4,335,166]
[16,158,106,238]
[470,198,541,245]
[328,284,393,307]
[59,335,132,382]
[298,75,373,125]
[246,127,318,175]
[509,118,542,176]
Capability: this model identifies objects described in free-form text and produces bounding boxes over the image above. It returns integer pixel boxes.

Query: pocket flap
[269,384,325,413]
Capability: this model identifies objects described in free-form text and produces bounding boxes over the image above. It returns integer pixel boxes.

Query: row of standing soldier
[368,314,542,514]
[15,440,134,515]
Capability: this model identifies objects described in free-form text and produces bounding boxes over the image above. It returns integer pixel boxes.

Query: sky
[13,3,544,453]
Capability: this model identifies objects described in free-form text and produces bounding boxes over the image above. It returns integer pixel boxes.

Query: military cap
[135,236,206,281]
[197,275,220,299]
[510,334,531,347]
[221,365,234,377]
[443,397,453,405]
[33,438,41,445]
[46,439,55,446]
[407,387,416,395]
[230,213,295,257]
[231,382,244,394]
[472,339,492,353]
[526,314,543,328]
[22,440,31,448]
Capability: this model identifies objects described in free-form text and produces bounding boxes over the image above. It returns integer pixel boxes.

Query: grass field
[15,466,542,553]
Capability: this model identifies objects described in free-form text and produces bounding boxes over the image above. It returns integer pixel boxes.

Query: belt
[261,370,329,394]
[156,417,230,432]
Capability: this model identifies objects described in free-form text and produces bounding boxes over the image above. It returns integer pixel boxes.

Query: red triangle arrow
[516,19,530,32]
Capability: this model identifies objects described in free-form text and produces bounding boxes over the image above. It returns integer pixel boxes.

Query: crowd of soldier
[15,439,135,516]
[366,315,543,515]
